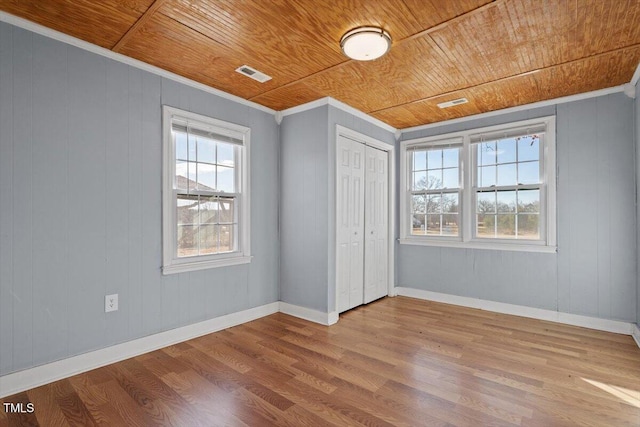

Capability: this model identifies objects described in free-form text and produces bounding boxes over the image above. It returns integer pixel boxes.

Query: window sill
[398,238,557,253]
[162,255,252,275]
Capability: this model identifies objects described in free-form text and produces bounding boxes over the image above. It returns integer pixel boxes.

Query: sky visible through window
[175,131,236,193]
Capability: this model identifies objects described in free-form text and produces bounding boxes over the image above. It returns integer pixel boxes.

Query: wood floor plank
[2,296,639,426]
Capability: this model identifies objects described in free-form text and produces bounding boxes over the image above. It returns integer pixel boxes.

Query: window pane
[442,148,458,168]
[413,171,427,190]
[199,196,218,224]
[175,132,188,161]
[517,189,540,213]
[478,142,496,166]
[518,136,539,162]
[427,195,441,214]
[479,165,496,187]
[412,194,426,214]
[497,138,516,164]
[497,190,516,213]
[413,151,426,171]
[428,149,442,169]
[175,161,188,190]
[477,191,496,213]
[442,168,459,189]
[197,137,216,164]
[442,214,459,236]
[177,225,198,257]
[200,224,218,255]
[497,214,516,238]
[476,214,494,237]
[218,143,235,167]
[219,225,234,252]
[497,163,517,186]
[427,170,443,189]
[517,214,539,239]
[197,163,216,190]
[176,161,197,190]
[412,214,426,235]
[425,214,441,235]
[518,161,539,184]
[217,166,235,193]
[177,195,198,225]
[218,197,235,223]
[442,193,459,214]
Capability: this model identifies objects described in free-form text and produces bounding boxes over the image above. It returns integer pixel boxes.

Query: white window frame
[162,106,251,274]
[399,116,556,253]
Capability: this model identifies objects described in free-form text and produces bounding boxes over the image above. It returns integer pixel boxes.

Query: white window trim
[399,116,556,253]
[162,106,251,274]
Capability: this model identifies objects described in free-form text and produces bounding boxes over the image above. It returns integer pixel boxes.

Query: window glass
[163,106,249,273]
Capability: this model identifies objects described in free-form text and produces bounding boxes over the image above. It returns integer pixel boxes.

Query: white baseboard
[279,302,338,325]
[632,324,640,349]
[396,287,635,336]
[0,302,279,399]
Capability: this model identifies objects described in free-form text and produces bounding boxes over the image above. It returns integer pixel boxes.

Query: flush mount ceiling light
[340,27,392,61]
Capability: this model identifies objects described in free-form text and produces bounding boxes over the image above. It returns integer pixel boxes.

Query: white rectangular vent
[235,65,272,83]
[437,98,469,109]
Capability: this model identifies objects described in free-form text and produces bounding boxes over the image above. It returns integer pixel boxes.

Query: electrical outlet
[105,294,118,313]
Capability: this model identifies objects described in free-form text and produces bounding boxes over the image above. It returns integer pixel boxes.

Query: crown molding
[326,98,397,133]
[280,97,397,133]
[400,85,627,135]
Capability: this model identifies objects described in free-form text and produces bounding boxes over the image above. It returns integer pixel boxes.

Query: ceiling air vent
[437,98,469,109]
[235,65,272,83]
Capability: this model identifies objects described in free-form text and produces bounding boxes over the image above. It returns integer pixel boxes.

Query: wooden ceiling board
[158,0,347,86]
[250,82,326,111]
[0,0,154,48]
[429,0,640,86]
[298,37,470,113]
[285,0,424,40]
[401,0,495,29]
[117,13,268,99]
[372,45,640,128]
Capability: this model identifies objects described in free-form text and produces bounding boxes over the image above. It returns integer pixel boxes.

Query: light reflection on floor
[582,378,640,409]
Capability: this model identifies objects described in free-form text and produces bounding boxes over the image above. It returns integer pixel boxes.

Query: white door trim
[335,125,396,317]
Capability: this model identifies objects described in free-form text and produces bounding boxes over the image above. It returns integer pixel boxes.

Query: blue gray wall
[0,21,280,376]
[279,105,395,313]
[400,93,637,322]
[279,106,329,312]
[636,82,640,326]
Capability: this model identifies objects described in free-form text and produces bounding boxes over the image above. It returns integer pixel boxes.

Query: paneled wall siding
[636,82,640,326]
[400,94,636,322]
[279,107,329,312]
[0,22,280,376]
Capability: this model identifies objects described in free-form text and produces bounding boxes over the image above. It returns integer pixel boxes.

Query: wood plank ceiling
[2,0,640,128]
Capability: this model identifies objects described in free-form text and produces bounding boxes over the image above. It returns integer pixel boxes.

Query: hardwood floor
[2,296,639,426]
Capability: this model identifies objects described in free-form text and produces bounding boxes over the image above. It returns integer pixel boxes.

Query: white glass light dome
[340,27,392,61]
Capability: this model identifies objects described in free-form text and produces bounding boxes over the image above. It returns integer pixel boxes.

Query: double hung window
[400,116,556,252]
[162,106,251,274]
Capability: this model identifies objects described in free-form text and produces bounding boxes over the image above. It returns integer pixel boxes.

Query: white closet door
[337,135,365,313]
[364,146,389,303]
